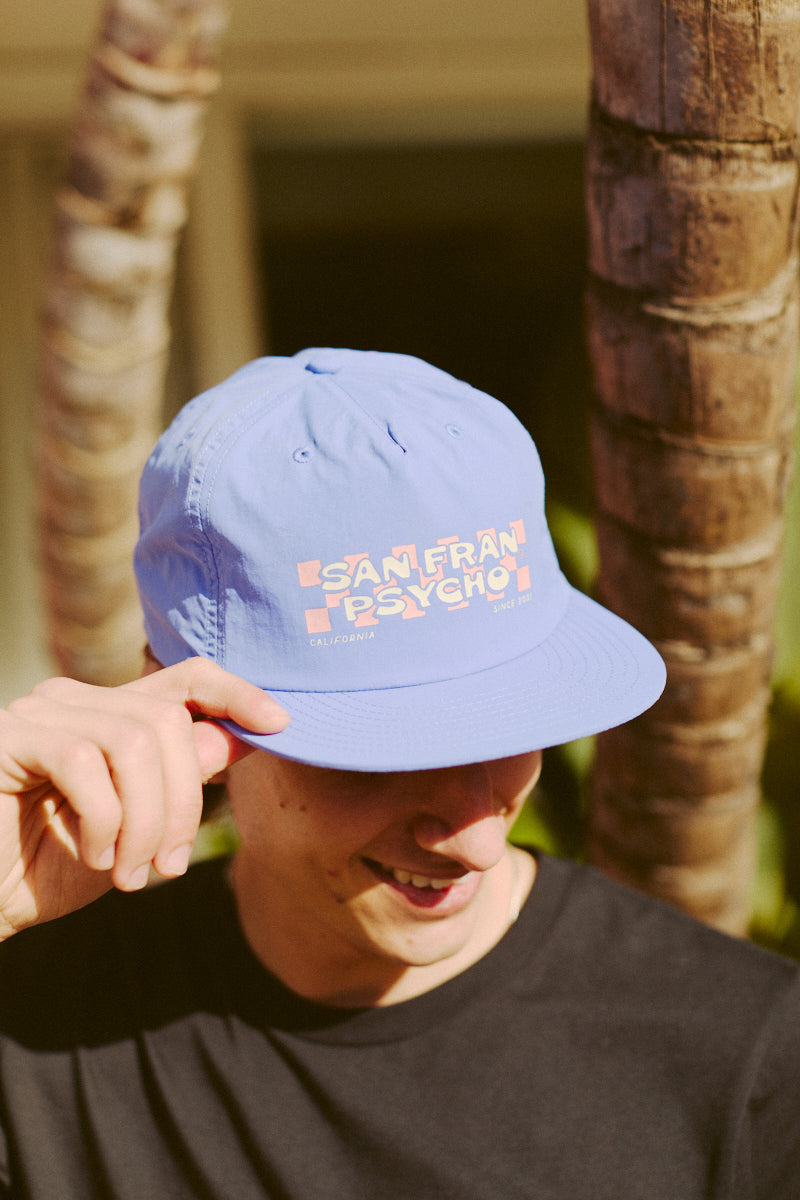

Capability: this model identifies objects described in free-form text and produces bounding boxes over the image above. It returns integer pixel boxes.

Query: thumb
[192,719,270,782]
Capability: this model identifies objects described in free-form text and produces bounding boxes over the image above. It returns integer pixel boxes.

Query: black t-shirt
[1,851,799,1199]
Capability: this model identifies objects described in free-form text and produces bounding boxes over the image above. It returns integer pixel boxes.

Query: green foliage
[544,499,598,594]
[771,415,800,700]
[757,686,800,959]
[193,787,241,863]
[752,405,800,957]
[750,798,800,959]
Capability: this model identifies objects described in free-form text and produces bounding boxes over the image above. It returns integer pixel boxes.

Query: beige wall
[0,2,590,703]
[1,1,589,134]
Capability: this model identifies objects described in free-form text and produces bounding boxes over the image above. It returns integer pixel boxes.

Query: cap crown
[135,349,569,693]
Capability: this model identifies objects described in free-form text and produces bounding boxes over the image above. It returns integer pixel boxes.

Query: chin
[372,928,471,970]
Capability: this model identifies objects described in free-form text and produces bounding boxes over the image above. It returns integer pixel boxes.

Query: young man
[0,349,798,1198]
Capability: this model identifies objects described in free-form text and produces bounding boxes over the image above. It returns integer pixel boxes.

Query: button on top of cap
[303,350,345,375]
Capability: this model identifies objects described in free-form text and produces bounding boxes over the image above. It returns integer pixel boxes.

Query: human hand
[0,658,289,941]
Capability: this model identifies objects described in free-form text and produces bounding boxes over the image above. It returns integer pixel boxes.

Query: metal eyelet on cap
[445,423,463,438]
[303,351,343,374]
[292,447,314,464]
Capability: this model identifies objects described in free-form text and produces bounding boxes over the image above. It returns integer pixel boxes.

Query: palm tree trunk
[584,0,800,932]
[38,0,231,685]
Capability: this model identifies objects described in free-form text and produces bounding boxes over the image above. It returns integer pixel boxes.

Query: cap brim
[218,588,666,771]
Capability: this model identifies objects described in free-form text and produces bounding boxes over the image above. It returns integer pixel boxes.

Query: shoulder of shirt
[0,857,232,1046]
[530,850,800,1005]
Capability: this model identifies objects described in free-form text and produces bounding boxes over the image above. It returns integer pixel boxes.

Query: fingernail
[126,865,151,891]
[97,846,115,872]
[164,844,192,876]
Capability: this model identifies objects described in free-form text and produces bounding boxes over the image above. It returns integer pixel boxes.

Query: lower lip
[364,860,482,912]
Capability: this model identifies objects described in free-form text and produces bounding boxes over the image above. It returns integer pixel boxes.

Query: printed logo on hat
[298,519,531,639]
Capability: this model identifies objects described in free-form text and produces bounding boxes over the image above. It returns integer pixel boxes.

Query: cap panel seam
[197,384,303,668]
[325,375,410,451]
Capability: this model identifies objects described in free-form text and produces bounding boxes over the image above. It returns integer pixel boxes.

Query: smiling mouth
[363,858,464,893]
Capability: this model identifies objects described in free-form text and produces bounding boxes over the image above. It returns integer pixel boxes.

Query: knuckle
[59,737,106,778]
[5,695,31,720]
[155,700,194,739]
[115,721,158,762]
[29,676,81,702]
[186,656,225,686]
[187,655,213,673]
[6,693,49,722]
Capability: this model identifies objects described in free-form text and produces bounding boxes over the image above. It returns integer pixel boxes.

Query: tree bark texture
[37,0,231,685]
[585,0,800,933]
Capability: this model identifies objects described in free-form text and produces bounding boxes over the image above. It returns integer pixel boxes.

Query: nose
[410,764,510,873]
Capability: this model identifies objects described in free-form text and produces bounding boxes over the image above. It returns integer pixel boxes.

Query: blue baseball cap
[134,348,665,770]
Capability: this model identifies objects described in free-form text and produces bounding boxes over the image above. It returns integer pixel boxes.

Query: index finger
[126,657,289,736]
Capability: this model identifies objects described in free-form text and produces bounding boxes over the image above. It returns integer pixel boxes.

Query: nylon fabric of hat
[135,348,666,771]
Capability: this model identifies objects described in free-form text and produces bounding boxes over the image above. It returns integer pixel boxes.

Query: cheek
[232,793,313,854]
[228,778,366,875]
[494,752,543,812]
[226,768,300,854]
[227,756,404,878]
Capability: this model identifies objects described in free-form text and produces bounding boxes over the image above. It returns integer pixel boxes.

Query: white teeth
[389,867,452,890]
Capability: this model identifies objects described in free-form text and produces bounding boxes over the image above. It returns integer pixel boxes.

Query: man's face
[226,749,542,1005]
